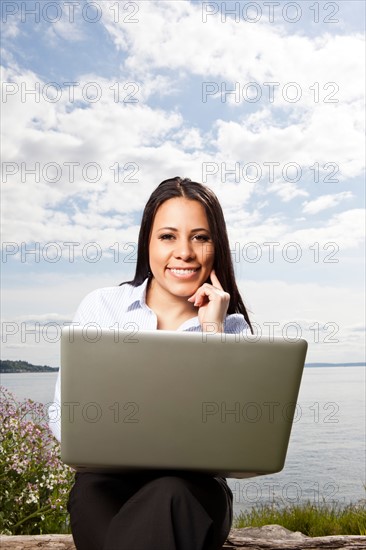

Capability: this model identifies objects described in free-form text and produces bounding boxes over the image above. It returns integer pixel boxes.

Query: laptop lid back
[60,328,307,478]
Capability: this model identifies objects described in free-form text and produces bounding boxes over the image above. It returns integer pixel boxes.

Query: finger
[209,269,223,290]
[192,289,206,306]
[187,281,213,303]
[187,290,203,304]
[187,287,210,306]
[195,284,221,305]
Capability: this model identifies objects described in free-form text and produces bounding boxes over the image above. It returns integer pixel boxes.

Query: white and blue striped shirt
[49,278,249,441]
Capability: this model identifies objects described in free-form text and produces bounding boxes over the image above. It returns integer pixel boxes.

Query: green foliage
[0,387,73,535]
[233,500,366,536]
[0,360,58,373]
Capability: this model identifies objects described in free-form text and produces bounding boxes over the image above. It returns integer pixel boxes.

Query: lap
[68,470,233,550]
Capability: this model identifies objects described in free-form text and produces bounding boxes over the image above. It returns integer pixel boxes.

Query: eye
[193,234,210,242]
[159,234,175,240]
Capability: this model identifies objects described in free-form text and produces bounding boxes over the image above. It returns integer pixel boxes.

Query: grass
[233,500,366,537]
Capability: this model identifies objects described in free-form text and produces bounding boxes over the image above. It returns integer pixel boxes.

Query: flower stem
[12,506,53,529]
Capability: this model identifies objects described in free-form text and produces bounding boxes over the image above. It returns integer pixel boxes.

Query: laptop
[60,327,307,478]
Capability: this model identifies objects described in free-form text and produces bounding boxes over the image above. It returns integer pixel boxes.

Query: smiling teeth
[170,269,197,274]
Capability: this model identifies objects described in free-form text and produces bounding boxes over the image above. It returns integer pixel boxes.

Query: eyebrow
[156,227,210,232]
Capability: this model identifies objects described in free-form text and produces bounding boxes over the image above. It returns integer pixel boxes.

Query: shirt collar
[126,278,201,329]
[126,278,150,311]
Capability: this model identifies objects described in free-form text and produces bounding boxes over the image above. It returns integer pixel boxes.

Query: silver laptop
[61,327,307,478]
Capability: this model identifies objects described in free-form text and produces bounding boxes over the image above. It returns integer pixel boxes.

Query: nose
[173,238,196,261]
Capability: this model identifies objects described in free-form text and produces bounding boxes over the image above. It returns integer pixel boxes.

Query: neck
[146,278,197,318]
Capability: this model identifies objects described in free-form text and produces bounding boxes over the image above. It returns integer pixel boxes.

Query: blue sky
[1,0,365,366]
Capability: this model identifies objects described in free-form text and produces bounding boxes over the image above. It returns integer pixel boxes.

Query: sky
[1,0,365,367]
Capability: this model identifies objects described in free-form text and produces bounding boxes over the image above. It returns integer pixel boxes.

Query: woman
[51,176,252,550]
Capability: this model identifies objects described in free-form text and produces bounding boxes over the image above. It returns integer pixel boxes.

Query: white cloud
[239,279,365,363]
[45,16,86,44]
[178,128,204,150]
[100,1,364,106]
[213,102,364,181]
[2,2,364,246]
[288,209,365,249]
[1,19,20,39]
[226,208,365,252]
[97,1,365,186]
[303,192,354,214]
[267,181,309,202]
[1,64,193,243]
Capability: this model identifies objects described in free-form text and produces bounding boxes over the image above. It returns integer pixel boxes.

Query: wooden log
[0,534,75,550]
[1,526,366,549]
[225,525,366,548]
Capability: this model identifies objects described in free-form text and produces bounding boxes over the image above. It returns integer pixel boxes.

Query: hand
[187,269,230,332]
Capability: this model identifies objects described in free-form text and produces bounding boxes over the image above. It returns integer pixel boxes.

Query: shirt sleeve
[72,288,102,325]
[223,313,250,334]
[48,372,61,441]
[48,289,102,442]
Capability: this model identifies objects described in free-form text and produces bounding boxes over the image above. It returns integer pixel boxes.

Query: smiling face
[148,197,215,300]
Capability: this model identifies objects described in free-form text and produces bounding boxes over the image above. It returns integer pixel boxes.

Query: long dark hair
[121,177,253,331]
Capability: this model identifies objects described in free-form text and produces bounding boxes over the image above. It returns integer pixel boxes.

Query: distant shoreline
[305,362,365,367]
[0,360,59,373]
[0,359,364,373]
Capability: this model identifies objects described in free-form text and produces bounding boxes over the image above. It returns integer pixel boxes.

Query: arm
[48,289,101,442]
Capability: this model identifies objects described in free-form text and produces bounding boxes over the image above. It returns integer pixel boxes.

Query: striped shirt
[49,278,249,441]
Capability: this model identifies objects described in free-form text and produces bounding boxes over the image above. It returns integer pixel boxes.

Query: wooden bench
[1,525,366,549]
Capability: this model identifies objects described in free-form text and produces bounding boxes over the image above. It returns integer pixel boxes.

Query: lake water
[1,366,365,515]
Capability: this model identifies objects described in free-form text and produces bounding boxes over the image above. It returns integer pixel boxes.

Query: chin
[169,281,199,295]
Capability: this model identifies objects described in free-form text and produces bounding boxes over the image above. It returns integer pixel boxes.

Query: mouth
[167,267,200,279]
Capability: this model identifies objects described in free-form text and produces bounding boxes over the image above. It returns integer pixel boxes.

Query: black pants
[67,470,233,550]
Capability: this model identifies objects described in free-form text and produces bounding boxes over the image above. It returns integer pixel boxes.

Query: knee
[144,475,192,501]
